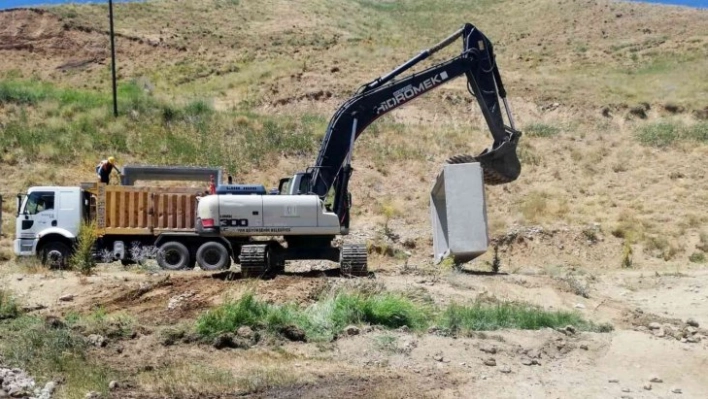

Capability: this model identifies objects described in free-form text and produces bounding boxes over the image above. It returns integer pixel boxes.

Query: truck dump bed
[85,184,200,235]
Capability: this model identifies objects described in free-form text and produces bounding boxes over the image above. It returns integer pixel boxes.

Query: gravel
[0,366,55,399]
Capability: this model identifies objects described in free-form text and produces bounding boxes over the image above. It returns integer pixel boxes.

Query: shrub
[689,252,706,263]
[0,290,21,320]
[69,220,98,275]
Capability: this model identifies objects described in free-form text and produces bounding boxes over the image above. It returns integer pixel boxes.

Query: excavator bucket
[447,127,522,186]
[430,162,489,265]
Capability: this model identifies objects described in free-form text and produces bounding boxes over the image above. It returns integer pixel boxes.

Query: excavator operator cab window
[297,173,312,195]
[277,178,291,195]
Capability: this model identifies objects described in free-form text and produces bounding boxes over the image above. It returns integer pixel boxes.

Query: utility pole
[109,0,118,117]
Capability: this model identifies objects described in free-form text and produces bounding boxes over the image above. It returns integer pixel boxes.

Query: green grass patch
[195,292,300,337]
[64,307,136,339]
[0,78,320,175]
[524,123,561,138]
[0,316,118,399]
[438,301,610,335]
[0,289,21,320]
[195,285,608,342]
[689,252,706,263]
[635,121,708,148]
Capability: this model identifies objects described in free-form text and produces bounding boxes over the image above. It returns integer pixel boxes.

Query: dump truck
[11,165,246,270]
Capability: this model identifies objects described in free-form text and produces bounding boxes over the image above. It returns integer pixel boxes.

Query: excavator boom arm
[305,23,522,227]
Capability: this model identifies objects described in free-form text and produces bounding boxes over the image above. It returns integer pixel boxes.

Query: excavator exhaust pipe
[447,127,522,186]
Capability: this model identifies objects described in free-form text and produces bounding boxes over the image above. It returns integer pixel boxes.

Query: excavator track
[340,243,368,277]
[240,244,268,278]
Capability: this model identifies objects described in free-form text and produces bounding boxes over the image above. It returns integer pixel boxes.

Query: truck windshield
[23,191,55,215]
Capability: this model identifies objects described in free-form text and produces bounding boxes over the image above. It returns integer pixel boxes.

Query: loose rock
[479,344,497,354]
[608,379,619,383]
[521,358,540,366]
[648,322,661,330]
[108,381,118,391]
[87,334,107,348]
[500,366,512,374]
[525,349,541,359]
[672,388,682,394]
[580,344,589,350]
[343,325,361,336]
[213,333,250,349]
[643,384,652,391]
[686,318,699,328]
[279,325,306,342]
[58,294,75,302]
[650,376,663,383]
[237,326,254,339]
[85,391,101,399]
[483,358,496,367]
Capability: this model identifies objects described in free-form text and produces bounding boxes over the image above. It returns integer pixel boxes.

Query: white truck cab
[14,186,83,266]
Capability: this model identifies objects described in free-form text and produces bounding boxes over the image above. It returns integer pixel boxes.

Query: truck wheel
[157,241,193,271]
[240,244,267,278]
[340,243,368,277]
[196,241,232,271]
[41,241,72,269]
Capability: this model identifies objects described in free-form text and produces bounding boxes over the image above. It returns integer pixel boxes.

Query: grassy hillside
[1,0,707,270]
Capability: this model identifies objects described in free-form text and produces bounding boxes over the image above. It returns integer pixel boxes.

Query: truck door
[57,189,81,236]
[20,190,56,235]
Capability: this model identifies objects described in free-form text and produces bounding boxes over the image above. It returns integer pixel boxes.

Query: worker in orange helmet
[96,156,123,184]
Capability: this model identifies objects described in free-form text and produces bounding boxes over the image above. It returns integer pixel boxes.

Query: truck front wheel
[196,241,232,271]
[40,241,72,269]
[156,241,194,270]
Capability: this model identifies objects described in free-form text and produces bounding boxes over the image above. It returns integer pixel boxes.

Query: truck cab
[14,186,84,267]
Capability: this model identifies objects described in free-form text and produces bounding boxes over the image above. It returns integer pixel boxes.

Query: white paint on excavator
[430,162,489,264]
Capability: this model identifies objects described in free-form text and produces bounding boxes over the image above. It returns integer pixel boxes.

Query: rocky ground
[1,249,707,399]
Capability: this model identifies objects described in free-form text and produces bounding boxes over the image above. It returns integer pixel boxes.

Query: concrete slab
[430,162,489,264]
